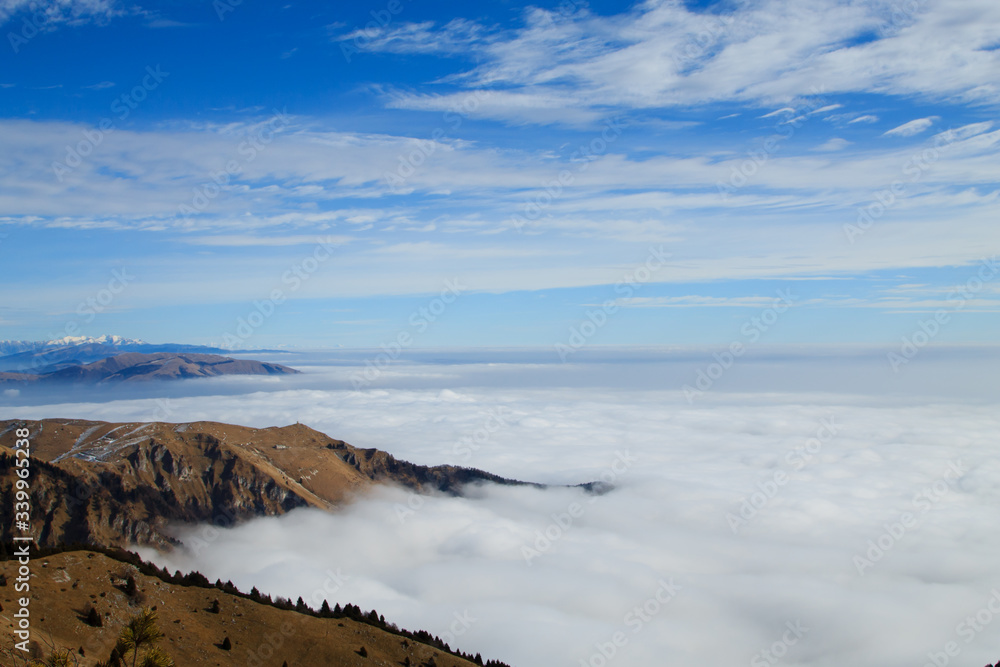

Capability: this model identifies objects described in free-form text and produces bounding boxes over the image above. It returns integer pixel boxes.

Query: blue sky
[0,0,998,349]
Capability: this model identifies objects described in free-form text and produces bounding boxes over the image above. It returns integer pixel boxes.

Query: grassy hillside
[1,547,507,667]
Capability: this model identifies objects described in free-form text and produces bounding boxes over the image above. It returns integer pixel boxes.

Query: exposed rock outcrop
[0,419,532,549]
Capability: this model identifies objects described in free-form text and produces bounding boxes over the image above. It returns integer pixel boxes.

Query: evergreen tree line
[0,542,511,667]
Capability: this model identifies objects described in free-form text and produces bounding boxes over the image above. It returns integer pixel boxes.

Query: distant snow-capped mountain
[0,335,147,357]
[0,335,290,372]
[47,335,147,347]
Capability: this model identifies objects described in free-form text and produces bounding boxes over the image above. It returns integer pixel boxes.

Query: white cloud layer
[2,115,998,314]
[5,356,1000,667]
[360,0,1000,123]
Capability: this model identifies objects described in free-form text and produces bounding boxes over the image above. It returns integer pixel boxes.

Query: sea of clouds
[3,348,1000,667]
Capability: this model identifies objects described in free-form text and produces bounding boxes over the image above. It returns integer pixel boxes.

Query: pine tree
[208,599,220,614]
[187,570,210,587]
[96,607,174,667]
[357,646,368,658]
[39,648,73,666]
[221,637,232,651]
[124,575,137,598]
[86,606,103,627]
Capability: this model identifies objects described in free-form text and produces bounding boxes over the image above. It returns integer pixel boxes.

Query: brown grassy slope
[0,550,482,667]
[0,419,534,549]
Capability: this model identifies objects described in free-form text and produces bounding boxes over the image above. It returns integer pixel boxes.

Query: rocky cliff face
[0,419,531,549]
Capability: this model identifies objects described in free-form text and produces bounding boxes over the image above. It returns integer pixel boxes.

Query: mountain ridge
[0,336,291,372]
[0,352,300,384]
[0,418,541,549]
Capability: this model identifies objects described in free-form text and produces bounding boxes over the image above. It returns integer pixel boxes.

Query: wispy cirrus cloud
[179,234,354,247]
[883,116,938,137]
[353,0,1000,125]
[335,17,490,55]
[3,118,998,235]
[813,137,851,151]
[617,295,796,308]
[0,0,124,26]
